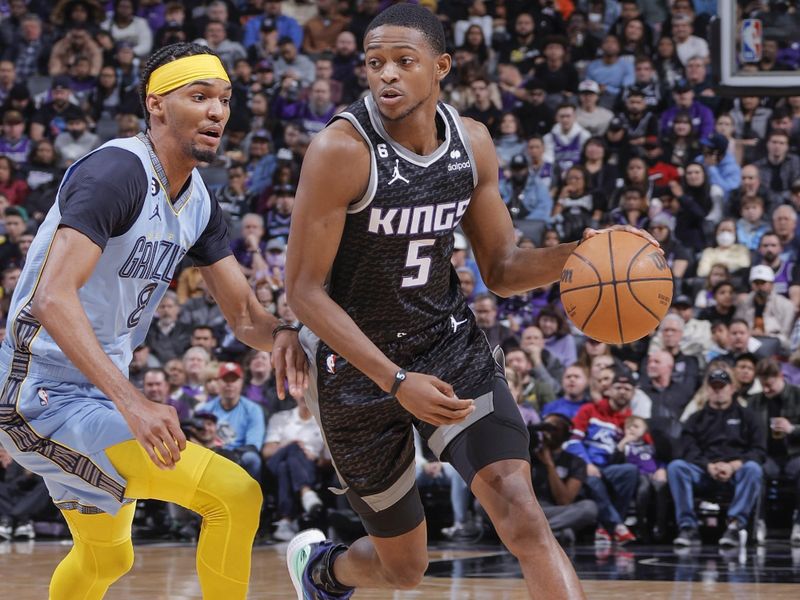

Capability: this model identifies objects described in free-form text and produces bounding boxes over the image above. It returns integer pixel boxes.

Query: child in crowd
[617,416,669,541]
[736,195,769,252]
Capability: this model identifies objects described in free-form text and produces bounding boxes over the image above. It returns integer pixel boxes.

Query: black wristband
[390,369,407,396]
[272,320,300,339]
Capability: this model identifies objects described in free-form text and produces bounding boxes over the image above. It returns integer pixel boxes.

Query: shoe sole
[286,528,326,600]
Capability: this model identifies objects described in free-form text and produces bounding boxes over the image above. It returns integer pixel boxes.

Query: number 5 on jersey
[402,239,434,288]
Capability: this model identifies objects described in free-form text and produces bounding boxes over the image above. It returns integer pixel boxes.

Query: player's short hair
[364,3,446,55]
[139,42,221,128]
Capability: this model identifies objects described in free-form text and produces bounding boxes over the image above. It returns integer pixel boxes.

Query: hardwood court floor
[3,541,800,599]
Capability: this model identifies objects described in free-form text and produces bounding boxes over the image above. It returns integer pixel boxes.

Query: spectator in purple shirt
[659,78,714,140]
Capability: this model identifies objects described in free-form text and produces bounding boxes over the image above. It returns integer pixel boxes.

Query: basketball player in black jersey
[284,5,659,599]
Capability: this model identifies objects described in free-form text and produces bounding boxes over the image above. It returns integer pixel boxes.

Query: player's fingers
[273,345,287,400]
[431,407,472,424]
[163,424,186,464]
[144,438,169,470]
[430,377,456,397]
[172,422,187,451]
[438,395,474,411]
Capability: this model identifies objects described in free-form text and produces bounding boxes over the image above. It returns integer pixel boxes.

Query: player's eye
[192,94,205,101]
[400,57,415,66]
[367,59,381,68]
[221,97,231,106]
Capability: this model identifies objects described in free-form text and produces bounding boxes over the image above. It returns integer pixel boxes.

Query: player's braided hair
[138,42,221,128]
[364,3,446,55]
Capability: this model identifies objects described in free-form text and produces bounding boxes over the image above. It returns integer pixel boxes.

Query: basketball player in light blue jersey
[0,43,307,599]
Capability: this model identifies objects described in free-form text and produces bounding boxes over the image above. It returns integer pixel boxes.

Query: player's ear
[146,93,165,122]
[435,53,451,82]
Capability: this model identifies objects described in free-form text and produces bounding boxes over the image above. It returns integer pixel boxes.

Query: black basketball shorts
[298,317,530,538]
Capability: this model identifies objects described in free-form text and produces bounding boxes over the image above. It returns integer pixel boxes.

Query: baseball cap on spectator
[194,411,218,423]
[612,367,636,386]
[9,84,29,101]
[608,117,624,131]
[673,79,692,93]
[453,232,468,251]
[51,75,71,90]
[266,237,286,252]
[700,133,729,154]
[749,265,775,283]
[523,78,546,92]
[649,211,675,232]
[261,17,277,32]
[578,80,600,95]
[275,183,295,195]
[67,109,87,122]
[2,111,23,126]
[672,294,692,308]
[276,147,293,162]
[644,135,660,149]
[510,154,528,170]
[627,84,646,98]
[252,129,271,141]
[218,362,243,379]
[256,59,273,72]
[706,369,732,388]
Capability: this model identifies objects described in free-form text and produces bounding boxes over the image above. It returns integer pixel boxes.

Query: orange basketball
[559,230,673,345]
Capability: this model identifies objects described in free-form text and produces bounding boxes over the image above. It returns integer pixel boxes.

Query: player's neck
[380,102,442,156]
[146,129,196,199]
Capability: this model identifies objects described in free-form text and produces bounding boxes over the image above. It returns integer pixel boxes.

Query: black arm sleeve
[57,148,147,250]
[185,191,232,267]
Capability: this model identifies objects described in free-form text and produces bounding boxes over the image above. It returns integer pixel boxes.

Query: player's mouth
[379,88,404,106]
[198,126,222,144]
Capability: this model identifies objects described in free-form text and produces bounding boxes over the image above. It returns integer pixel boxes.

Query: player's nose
[380,63,400,83]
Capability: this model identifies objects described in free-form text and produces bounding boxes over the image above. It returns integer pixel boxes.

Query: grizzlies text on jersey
[0,133,230,514]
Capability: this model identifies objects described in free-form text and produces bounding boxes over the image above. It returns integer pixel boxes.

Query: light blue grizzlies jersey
[0,133,230,513]
[1,133,230,383]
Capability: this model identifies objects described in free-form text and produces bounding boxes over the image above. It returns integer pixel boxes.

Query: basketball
[559,230,673,345]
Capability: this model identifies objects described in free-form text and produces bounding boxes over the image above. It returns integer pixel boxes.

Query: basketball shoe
[287,528,354,599]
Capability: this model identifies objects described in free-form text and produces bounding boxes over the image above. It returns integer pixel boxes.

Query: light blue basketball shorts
[0,361,134,515]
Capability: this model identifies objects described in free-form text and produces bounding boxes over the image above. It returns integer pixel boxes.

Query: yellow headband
[146,54,230,96]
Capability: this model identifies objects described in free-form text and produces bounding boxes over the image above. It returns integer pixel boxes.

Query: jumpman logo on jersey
[388,159,409,185]
[149,204,161,222]
[450,315,468,333]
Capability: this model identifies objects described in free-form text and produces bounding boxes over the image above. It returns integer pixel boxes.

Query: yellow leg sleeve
[106,440,262,600]
[49,502,136,600]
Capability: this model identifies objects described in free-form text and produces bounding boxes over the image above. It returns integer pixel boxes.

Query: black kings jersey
[329,95,477,345]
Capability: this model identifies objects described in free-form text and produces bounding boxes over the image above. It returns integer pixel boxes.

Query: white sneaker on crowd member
[12,520,35,540]
[0,516,12,541]
[274,518,299,542]
[301,489,323,515]
[791,523,800,547]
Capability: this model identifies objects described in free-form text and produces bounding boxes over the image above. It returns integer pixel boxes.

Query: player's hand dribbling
[580,225,663,254]
[394,372,474,426]
[125,398,186,470]
[272,329,309,400]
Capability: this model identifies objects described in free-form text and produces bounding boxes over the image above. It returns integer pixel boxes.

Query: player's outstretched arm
[30,227,186,469]
[199,255,307,399]
[460,119,659,298]
[286,123,474,425]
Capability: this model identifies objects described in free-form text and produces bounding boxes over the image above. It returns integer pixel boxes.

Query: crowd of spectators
[1,0,800,552]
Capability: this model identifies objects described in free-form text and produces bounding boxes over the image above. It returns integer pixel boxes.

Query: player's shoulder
[311,118,370,159]
[68,144,147,188]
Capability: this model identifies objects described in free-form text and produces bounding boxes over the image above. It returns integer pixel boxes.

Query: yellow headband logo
[147,54,230,96]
